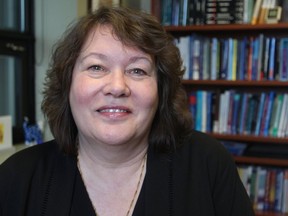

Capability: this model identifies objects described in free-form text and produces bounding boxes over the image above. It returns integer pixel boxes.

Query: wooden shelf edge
[235,156,288,167]
[164,23,288,32]
[255,210,288,216]
[182,80,288,87]
[209,133,288,144]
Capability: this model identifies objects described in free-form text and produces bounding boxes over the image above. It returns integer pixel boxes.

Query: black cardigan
[0,130,255,216]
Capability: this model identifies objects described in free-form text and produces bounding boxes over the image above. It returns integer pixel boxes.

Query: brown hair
[41,6,192,154]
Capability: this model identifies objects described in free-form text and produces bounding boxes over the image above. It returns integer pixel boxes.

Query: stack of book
[175,34,288,81]
[189,90,288,138]
[160,0,285,26]
[238,165,288,213]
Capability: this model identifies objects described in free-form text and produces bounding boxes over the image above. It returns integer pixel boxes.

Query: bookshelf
[151,0,288,215]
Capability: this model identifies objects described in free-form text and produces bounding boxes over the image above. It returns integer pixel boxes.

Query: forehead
[80,24,154,62]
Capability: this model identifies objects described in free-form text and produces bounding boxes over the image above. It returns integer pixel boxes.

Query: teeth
[100,109,127,113]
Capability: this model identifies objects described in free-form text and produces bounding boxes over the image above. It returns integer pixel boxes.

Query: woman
[0,6,255,216]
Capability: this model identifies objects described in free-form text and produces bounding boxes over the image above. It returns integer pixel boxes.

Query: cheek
[70,78,96,107]
[137,83,158,110]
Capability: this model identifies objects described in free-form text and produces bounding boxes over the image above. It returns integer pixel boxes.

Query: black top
[0,130,255,216]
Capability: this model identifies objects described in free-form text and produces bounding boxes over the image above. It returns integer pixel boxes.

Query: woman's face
[69,25,158,147]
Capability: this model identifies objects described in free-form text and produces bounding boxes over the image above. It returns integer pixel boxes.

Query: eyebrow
[79,52,153,65]
[79,52,108,63]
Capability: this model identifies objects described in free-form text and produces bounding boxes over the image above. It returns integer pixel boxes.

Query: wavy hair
[41,6,192,154]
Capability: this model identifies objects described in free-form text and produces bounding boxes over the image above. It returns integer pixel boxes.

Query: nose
[103,70,131,97]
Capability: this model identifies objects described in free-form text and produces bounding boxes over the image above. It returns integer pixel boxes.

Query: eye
[88,65,105,72]
[128,68,147,76]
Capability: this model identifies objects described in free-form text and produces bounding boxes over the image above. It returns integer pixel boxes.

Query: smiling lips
[97,107,131,119]
[98,108,129,113]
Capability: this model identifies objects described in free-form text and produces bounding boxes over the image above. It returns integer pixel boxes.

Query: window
[0,0,35,143]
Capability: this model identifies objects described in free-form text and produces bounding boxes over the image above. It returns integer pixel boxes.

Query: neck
[77,137,148,171]
[76,140,148,216]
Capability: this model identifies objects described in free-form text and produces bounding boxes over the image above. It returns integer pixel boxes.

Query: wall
[34,0,78,140]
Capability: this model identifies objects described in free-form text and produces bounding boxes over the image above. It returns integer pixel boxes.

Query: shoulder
[181,130,231,158]
[175,130,235,172]
[0,141,60,183]
[0,141,58,170]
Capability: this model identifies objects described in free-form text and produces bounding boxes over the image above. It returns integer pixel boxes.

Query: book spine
[279,38,288,81]
[251,0,263,24]
[161,0,173,25]
[277,93,288,137]
[268,37,276,80]
[263,91,275,136]
[254,92,266,136]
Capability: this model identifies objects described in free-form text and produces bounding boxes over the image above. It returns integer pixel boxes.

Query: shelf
[182,80,288,87]
[210,133,288,144]
[235,156,288,167]
[255,210,288,216]
[151,0,288,214]
[164,23,288,32]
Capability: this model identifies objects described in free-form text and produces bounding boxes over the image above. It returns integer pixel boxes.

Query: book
[205,0,244,24]
[251,0,263,24]
[262,91,275,136]
[171,0,180,25]
[244,0,255,23]
[161,0,173,25]
[278,93,288,137]
[238,93,249,134]
[268,37,276,80]
[175,36,190,80]
[201,37,210,80]
[258,0,269,24]
[212,90,221,133]
[206,91,213,132]
[271,94,284,137]
[282,170,288,213]
[231,92,241,134]
[195,90,203,131]
[278,38,288,81]
[263,37,271,80]
[274,169,284,212]
[254,92,266,136]
[219,39,229,80]
[201,91,208,132]
[255,167,267,211]
[257,34,264,80]
[191,36,201,80]
[189,92,197,127]
[210,37,219,80]
[247,37,254,80]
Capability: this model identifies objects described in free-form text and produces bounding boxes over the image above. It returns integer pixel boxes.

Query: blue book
[279,38,288,81]
[195,91,203,131]
[254,92,266,136]
[206,91,213,133]
[171,0,179,25]
[233,93,243,134]
[227,38,234,80]
[162,0,173,25]
[238,93,248,135]
[252,37,259,81]
[268,37,276,80]
[263,37,270,80]
[263,91,275,136]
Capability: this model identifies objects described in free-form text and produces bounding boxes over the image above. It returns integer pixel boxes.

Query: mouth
[98,108,129,113]
[97,106,132,113]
